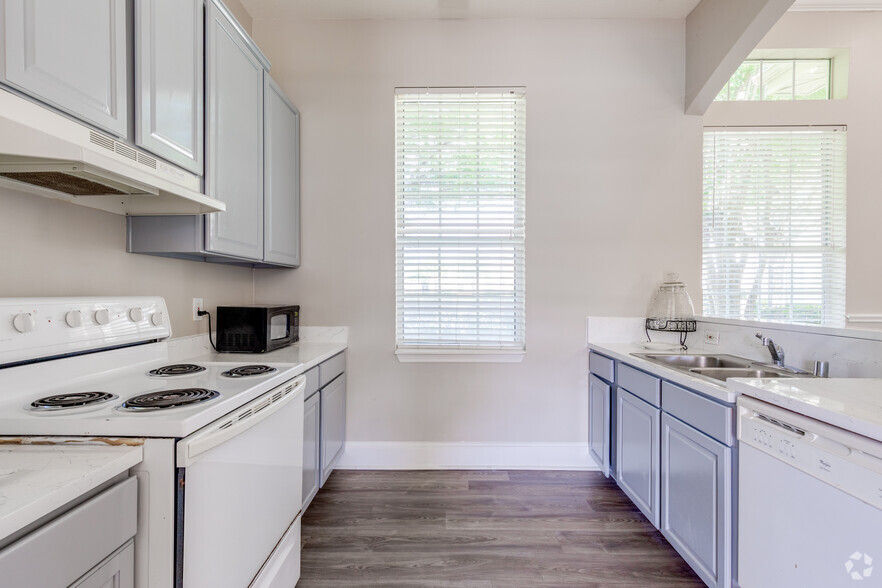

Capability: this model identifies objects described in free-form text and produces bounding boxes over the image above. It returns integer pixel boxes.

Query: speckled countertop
[0,443,142,544]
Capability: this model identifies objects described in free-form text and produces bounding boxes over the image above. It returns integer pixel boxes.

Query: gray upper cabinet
[204,0,265,260]
[0,0,128,137]
[134,0,204,174]
[263,75,301,267]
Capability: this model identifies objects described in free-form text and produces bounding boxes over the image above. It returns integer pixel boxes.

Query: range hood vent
[0,90,225,215]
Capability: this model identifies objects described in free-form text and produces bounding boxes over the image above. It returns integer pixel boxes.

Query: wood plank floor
[298,470,704,587]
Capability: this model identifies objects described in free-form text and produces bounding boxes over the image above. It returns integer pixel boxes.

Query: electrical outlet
[193,298,204,321]
[704,330,720,345]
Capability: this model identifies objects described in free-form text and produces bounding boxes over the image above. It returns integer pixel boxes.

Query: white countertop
[189,340,346,376]
[0,442,143,544]
[588,341,742,403]
[728,378,882,443]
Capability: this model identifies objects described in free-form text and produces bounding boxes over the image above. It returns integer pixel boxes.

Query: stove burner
[221,365,278,378]
[30,391,118,410]
[147,364,206,377]
[121,388,220,411]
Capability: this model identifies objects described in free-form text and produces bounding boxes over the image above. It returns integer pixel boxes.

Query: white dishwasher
[737,395,882,587]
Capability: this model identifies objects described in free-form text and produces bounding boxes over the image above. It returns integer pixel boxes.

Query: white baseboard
[335,441,599,471]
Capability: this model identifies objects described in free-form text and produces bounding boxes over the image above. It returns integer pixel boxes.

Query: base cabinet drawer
[616,388,660,527]
[661,413,732,588]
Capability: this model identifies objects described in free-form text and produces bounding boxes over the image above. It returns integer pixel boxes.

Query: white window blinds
[395,88,526,351]
[702,127,846,327]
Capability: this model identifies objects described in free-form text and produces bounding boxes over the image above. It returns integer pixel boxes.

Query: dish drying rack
[645,318,696,350]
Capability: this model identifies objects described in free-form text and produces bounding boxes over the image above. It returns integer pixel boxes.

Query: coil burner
[121,388,220,411]
[221,365,278,378]
[147,364,206,377]
[30,391,118,411]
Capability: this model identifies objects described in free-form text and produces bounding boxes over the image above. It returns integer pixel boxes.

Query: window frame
[701,125,847,328]
[393,87,526,363]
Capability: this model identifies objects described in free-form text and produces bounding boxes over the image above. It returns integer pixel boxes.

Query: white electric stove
[0,297,306,588]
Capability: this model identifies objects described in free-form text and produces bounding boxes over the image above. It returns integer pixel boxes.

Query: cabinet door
[302,391,321,512]
[661,413,732,588]
[616,388,660,527]
[72,541,134,588]
[588,374,611,477]
[263,74,300,267]
[204,0,264,260]
[0,0,128,137]
[134,0,204,174]
[320,374,346,486]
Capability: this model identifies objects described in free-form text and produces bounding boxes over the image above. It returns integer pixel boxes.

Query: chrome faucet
[755,333,785,367]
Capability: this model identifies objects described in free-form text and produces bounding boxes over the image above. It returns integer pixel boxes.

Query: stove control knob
[12,312,35,333]
[151,312,165,327]
[65,310,83,328]
[128,307,144,322]
[94,308,111,326]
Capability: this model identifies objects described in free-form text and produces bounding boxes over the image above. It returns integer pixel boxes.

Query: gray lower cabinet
[616,387,660,527]
[0,477,137,587]
[320,373,346,485]
[302,354,347,511]
[302,388,321,511]
[0,0,129,137]
[134,0,204,174]
[72,541,134,588]
[661,413,732,588]
[588,373,611,477]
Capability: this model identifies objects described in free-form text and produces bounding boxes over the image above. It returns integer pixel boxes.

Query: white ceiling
[239,0,703,21]
[239,0,882,21]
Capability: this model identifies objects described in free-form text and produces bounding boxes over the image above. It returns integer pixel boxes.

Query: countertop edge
[0,444,143,544]
[587,342,738,404]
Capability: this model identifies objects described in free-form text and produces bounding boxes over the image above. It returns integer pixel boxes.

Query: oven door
[175,376,305,587]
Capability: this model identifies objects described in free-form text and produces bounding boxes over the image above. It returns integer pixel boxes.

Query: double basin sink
[631,353,812,383]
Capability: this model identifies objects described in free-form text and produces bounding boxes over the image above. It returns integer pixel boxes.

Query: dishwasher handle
[176,375,306,467]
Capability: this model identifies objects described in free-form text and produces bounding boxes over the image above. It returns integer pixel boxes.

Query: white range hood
[0,90,225,215]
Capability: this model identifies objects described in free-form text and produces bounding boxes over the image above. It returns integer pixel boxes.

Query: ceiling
[239,0,882,20]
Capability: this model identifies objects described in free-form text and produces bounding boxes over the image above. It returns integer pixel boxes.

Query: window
[395,88,526,360]
[702,127,846,327]
[715,59,831,101]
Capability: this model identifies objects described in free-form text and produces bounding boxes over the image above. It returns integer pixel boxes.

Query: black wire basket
[645,318,696,349]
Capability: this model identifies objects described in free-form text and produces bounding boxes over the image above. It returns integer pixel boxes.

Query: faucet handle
[755,332,767,343]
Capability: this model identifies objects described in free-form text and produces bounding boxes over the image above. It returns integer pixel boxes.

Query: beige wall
[252,18,702,444]
[223,0,252,35]
[703,11,882,326]
[0,185,255,337]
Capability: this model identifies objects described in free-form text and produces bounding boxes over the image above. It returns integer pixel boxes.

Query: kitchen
[1,0,881,586]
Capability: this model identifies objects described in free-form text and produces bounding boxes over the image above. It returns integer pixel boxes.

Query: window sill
[395,348,525,363]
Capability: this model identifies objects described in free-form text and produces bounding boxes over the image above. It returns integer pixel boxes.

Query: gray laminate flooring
[298,470,704,587]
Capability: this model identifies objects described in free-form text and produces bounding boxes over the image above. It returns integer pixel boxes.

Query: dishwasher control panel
[738,396,882,510]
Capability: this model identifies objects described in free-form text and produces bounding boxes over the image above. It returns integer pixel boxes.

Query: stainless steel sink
[636,353,753,369]
[631,352,811,383]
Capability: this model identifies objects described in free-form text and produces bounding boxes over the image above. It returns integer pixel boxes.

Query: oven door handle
[176,375,306,467]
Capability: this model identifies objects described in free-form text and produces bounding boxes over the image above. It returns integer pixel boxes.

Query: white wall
[252,18,702,450]
[703,11,882,329]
